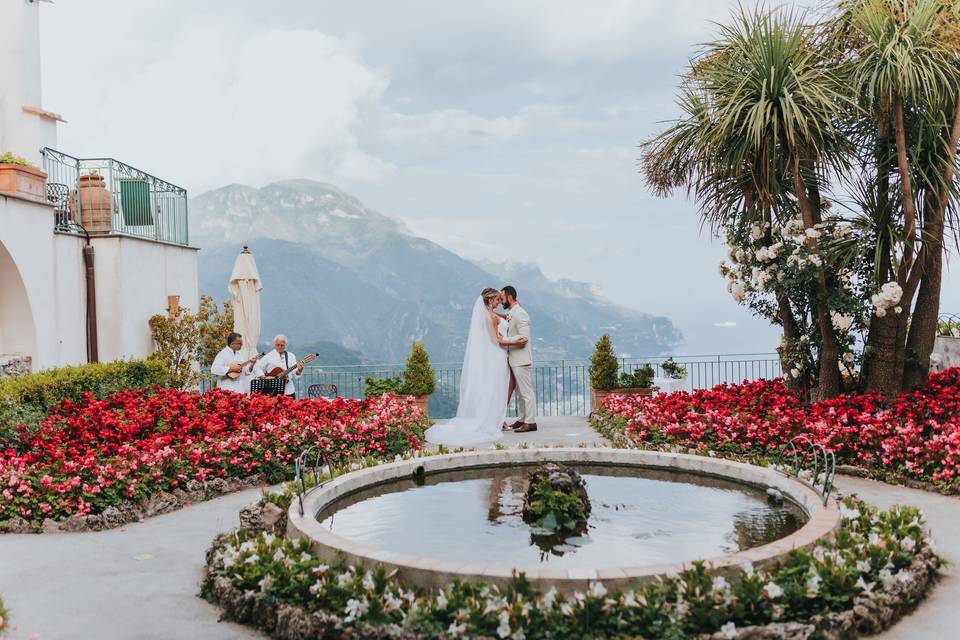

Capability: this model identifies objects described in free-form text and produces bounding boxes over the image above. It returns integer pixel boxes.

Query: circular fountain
[287,448,840,593]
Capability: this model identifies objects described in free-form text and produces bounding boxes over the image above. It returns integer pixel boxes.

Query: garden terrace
[0,388,427,531]
[591,367,960,489]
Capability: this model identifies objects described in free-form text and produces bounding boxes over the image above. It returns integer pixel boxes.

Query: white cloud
[40,0,949,356]
[44,12,393,191]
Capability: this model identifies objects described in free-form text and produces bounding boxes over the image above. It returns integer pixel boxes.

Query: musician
[210,333,256,393]
[254,334,304,398]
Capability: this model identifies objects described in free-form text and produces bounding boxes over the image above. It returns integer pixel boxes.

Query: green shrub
[0,592,7,635]
[619,364,655,388]
[402,343,435,396]
[0,152,37,168]
[365,343,436,398]
[149,295,233,389]
[589,334,620,390]
[364,375,405,397]
[0,359,172,446]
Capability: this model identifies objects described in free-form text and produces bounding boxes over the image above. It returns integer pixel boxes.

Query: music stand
[250,377,286,396]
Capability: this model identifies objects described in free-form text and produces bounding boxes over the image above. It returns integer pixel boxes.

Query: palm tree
[837,0,960,393]
[642,7,851,398]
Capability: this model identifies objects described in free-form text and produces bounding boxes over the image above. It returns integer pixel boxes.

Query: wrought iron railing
[776,436,836,506]
[939,313,960,336]
[202,352,782,419]
[40,147,189,246]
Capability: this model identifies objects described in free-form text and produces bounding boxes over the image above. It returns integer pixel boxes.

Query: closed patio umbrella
[228,245,262,362]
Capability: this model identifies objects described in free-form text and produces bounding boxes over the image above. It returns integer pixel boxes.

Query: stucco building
[0,0,198,375]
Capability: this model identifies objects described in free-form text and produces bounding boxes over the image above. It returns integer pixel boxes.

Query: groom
[501,285,538,433]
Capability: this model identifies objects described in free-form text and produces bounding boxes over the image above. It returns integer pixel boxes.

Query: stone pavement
[426,415,611,449]
[0,417,957,639]
[0,487,268,640]
[832,475,960,640]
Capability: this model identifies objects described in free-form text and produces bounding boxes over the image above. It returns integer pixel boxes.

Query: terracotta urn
[0,163,47,203]
[591,386,654,413]
[412,395,430,417]
[69,173,112,233]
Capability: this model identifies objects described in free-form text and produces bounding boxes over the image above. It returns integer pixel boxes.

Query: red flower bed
[0,388,426,522]
[600,368,960,485]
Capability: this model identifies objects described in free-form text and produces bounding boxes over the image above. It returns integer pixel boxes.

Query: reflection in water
[318,465,806,570]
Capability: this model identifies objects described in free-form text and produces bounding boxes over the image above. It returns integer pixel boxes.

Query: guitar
[225,352,265,380]
[265,353,319,379]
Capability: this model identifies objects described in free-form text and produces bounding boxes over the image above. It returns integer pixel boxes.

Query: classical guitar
[226,352,265,380]
[265,353,319,379]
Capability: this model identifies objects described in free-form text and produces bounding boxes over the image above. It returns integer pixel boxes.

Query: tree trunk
[792,166,841,399]
[861,127,893,390]
[866,314,903,395]
[775,292,804,392]
[902,99,960,388]
[893,95,918,273]
[903,244,942,388]
[865,95,919,396]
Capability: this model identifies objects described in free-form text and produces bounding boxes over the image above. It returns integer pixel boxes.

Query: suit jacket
[506,305,533,367]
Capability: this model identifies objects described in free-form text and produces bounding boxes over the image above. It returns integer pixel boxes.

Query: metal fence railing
[41,147,189,246]
[203,353,782,419]
[940,313,960,336]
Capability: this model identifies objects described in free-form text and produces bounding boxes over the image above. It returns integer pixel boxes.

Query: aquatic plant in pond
[522,463,590,549]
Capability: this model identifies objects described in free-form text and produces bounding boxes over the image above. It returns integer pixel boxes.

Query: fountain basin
[287,448,840,593]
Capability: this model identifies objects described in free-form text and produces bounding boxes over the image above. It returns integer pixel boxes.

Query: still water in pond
[317,465,806,569]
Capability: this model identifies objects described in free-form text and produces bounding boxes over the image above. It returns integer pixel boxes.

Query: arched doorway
[0,240,38,370]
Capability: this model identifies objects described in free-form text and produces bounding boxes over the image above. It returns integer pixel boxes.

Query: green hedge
[0,359,172,446]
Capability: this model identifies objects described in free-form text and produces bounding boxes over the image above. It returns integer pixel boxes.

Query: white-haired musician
[253,334,304,397]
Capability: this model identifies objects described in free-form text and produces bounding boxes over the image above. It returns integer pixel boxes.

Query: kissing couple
[425,286,538,446]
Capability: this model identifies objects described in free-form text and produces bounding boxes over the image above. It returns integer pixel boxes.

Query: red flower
[604,368,960,485]
[0,388,426,522]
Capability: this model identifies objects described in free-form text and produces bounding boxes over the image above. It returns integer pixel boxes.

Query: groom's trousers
[511,363,537,423]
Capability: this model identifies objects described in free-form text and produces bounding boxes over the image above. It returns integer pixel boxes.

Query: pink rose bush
[597,368,960,485]
[0,388,426,524]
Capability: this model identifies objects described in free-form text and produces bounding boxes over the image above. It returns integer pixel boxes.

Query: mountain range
[191,180,681,364]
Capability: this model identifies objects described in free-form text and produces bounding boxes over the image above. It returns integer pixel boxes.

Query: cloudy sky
[39,1,960,355]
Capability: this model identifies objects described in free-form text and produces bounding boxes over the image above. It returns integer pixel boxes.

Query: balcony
[41,148,189,246]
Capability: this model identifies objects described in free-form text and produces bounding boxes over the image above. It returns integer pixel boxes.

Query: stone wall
[0,354,31,378]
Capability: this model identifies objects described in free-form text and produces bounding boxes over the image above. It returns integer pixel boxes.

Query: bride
[425,288,526,446]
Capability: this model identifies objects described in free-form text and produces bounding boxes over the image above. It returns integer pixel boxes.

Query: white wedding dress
[425,297,508,446]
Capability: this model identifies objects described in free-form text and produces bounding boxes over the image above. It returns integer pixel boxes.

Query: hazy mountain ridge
[192,180,681,363]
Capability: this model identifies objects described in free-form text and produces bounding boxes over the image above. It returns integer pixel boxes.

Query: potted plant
[589,334,656,412]
[68,169,112,232]
[0,152,48,202]
[364,375,405,397]
[660,357,688,380]
[931,317,960,372]
[400,342,435,416]
[364,343,436,416]
[658,357,689,393]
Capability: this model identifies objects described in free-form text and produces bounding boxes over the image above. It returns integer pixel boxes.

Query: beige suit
[506,305,536,423]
